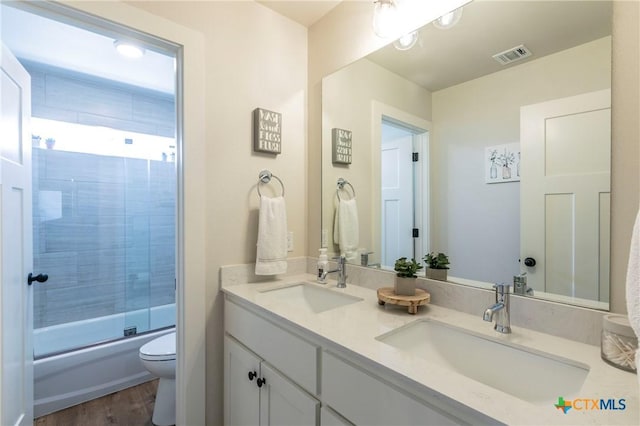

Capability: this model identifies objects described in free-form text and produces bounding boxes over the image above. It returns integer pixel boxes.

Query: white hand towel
[626,208,640,381]
[255,196,288,275]
[333,198,359,259]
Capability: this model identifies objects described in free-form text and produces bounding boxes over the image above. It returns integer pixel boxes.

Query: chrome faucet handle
[360,251,374,266]
[492,283,511,302]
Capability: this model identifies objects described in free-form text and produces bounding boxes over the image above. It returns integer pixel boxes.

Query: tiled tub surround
[221,259,638,425]
[33,148,176,330]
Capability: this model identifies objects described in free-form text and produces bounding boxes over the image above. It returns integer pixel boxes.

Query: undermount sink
[376,319,589,404]
[258,282,363,313]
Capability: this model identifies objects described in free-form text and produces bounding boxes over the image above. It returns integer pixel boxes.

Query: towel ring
[336,178,355,201]
[257,170,285,197]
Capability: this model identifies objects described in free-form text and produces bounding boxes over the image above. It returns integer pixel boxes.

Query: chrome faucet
[513,272,534,296]
[483,284,511,334]
[321,255,347,288]
[360,251,381,268]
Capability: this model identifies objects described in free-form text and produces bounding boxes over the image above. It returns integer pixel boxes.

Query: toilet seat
[139,332,176,361]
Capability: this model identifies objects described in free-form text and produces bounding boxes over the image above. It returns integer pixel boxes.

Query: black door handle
[28,273,48,285]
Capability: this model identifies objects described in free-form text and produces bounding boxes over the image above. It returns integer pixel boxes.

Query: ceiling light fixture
[393,31,419,51]
[114,40,145,59]
[372,0,399,39]
[433,7,463,30]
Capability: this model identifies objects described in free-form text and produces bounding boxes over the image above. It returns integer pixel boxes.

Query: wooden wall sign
[253,108,282,154]
[332,128,352,164]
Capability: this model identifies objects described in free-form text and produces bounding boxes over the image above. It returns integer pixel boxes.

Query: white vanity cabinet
[224,335,319,426]
[224,299,320,426]
[224,295,488,426]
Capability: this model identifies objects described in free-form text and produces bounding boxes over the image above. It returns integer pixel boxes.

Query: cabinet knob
[257,377,266,388]
[248,371,257,381]
[523,257,536,267]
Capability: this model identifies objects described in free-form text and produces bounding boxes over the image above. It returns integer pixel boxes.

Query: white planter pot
[394,276,416,296]
[426,268,448,281]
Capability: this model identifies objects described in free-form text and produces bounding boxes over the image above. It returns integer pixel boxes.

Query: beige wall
[431,37,611,289]
[322,58,431,260]
[611,0,640,314]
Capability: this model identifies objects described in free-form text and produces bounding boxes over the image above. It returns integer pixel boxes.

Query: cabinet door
[259,362,319,426]
[321,406,353,426]
[224,335,261,426]
[322,351,460,425]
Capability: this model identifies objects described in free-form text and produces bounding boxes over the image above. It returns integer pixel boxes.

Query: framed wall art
[485,143,520,183]
[332,128,352,164]
[253,107,282,154]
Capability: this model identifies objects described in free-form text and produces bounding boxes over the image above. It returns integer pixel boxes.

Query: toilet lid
[140,332,176,361]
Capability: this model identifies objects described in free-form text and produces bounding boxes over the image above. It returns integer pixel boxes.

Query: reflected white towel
[333,198,359,260]
[626,208,640,381]
[255,196,288,275]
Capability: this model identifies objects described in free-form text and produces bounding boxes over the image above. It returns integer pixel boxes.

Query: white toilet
[139,332,176,426]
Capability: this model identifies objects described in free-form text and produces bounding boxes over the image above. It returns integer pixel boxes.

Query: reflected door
[520,90,611,301]
[1,43,33,426]
[381,122,414,267]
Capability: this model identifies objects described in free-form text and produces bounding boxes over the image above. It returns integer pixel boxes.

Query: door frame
[372,101,431,264]
[6,1,207,424]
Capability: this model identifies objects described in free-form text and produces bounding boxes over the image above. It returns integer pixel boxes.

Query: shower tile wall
[33,149,176,328]
[25,60,176,330]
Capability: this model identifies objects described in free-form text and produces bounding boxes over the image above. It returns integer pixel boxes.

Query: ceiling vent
[492,44,532,65]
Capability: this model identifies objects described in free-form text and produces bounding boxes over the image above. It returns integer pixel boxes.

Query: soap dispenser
[317,248,328,283]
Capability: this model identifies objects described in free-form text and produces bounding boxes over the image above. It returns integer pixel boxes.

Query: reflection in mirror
[321,0,612,310]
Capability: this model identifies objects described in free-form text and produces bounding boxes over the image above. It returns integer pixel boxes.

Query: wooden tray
[377,287,430,314]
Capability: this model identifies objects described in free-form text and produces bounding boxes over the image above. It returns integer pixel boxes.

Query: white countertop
[222,274,639,426]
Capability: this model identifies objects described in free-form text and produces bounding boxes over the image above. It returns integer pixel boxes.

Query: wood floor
[34,380,158,426]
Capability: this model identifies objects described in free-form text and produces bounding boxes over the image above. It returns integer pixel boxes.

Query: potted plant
[424,252,450,281]
[393,257,423,296]
[45,137,56,150]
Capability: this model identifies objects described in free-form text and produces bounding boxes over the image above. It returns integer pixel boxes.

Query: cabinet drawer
[322,351,461,426]
[225,300,318,395]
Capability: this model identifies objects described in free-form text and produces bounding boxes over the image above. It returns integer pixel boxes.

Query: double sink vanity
[222,261,638,425]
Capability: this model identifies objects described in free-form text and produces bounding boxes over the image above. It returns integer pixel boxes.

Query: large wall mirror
[321,0,612,310]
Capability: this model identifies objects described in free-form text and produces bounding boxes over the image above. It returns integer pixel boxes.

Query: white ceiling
[256,0,343,27]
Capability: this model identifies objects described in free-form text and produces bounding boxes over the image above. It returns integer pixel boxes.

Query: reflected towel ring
[257,170,285,197]
[336,178,356,201]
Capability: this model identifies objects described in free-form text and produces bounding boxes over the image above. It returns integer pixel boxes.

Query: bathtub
[34,304,175,417]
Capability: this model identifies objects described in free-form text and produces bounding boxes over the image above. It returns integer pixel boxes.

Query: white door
[0,44,33,425]
[259,362,318,426]
[224,335,260,426]
[381,123,414,267]
[520,90,611,300]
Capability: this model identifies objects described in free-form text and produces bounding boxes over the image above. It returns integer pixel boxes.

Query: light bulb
[372,0,399,39]
[114,40,145,58]
[433,7,463,30]
[393,31,419,51]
